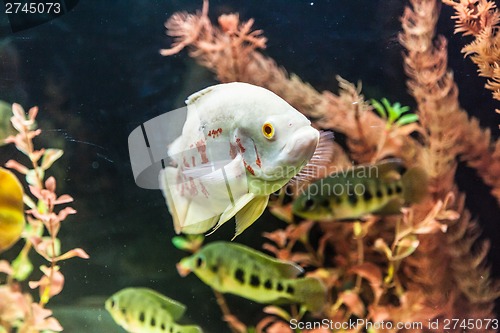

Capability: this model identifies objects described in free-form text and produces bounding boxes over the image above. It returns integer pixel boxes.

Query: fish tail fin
[402,167,428,204]
[291,277,327,314]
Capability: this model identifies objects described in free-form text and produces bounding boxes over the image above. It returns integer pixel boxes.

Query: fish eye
[304,198,316,210]
[195,255,205,268]
[262,122,275,139]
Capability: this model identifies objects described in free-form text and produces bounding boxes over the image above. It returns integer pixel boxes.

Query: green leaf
[37,199,48,214]
[26,169,44,187]
[172,235,204,253]
[262,305,291,321]
[41,149,63,171]
[395,113,419,126]
[172,236,190,251]
[370,99,386,118]
[43,237,61,258]
[12,252,33,281]
[399,105,410,114]
[392,235,419,261]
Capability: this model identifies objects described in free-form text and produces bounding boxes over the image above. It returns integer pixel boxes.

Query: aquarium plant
[156,0,500,332]
[0,104,89,333]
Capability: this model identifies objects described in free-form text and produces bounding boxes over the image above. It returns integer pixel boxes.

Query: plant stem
[213,290,240,333]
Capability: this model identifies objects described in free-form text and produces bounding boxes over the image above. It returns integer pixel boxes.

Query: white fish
[159,82,320,238]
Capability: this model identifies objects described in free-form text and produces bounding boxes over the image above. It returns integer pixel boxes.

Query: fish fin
[181,326,203,333]
[159,167,187,234]
[229,242,303,278]
[402,167,429,203]
[290,277,327,314]
[161,155,248,235]
[138,288,186,320]
[373,197,404,215]
[289,130,335,186]
[181,160,232,179]
[376,158,405,181]
[233,195,270,239]
[206,193,256,236]
[182,215,220,234]
[186,86,214,105]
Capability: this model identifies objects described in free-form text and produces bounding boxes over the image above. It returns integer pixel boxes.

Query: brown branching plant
[162,0,500,332]
[0,104,89,333]
[442,0,500,111]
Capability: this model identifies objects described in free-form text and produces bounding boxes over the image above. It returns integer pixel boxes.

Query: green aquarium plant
[370,98,419,129]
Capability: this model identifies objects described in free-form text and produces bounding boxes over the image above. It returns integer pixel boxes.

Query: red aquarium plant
[0,103,89,333]
[162,0,500,332]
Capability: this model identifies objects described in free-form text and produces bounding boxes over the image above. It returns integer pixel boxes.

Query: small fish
[177,241,326,313]
[160,82,323,238]
[292,159,428,221]
[0,167,25,252]
[105,287,202,333]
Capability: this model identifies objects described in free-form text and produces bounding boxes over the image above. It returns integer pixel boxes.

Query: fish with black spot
[177,241,326,313]
[105,287,203,333]
[292,159,428,221]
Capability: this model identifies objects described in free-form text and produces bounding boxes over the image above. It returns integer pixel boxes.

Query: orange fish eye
[262,122,274,139]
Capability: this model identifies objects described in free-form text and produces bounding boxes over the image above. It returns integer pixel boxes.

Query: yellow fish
[0,167,25,252]
[292,159,428,221]
[105,287,202,333]
[177,241,326,313]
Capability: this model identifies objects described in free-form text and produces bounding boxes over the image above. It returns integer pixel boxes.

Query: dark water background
[0,0,498,332]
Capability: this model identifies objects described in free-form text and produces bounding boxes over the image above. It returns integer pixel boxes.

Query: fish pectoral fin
[181,159,232,180]
[206,193,256,236]
[373,197,404,215]
[182,215,220,235]
[233,195,270,239]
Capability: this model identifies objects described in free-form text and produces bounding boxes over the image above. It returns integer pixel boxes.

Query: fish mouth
[176,261,191,277]
[278,126,319,168]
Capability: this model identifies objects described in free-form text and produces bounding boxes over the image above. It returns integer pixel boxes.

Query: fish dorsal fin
[227,242,304,278]
[375,158,405,181]
[185,86,214,105]
[233,195,269,239]
[139,288,186,321]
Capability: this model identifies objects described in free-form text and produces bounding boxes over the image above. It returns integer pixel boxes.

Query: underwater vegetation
[0,104,88,332]
[153,0,500,332]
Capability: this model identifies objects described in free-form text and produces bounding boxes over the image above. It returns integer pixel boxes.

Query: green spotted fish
[105,288,202,333]
[177,241,326,313]
[292,159,428,221]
